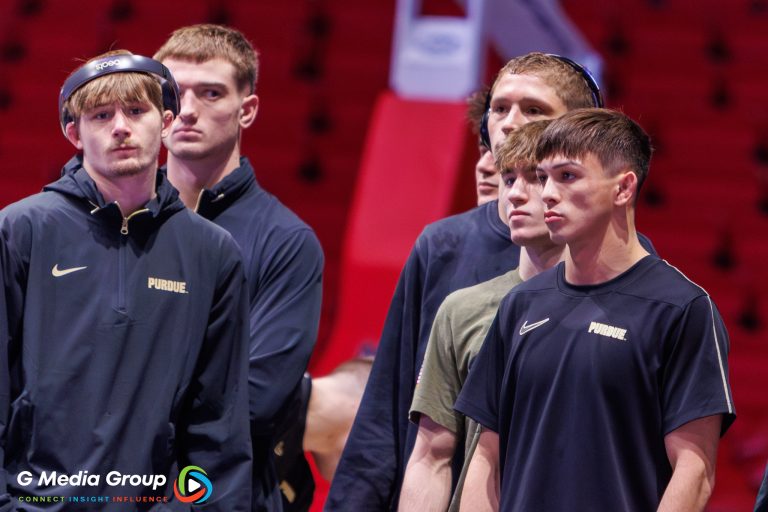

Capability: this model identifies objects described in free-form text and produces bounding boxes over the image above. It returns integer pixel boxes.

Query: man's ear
[239,94,259,129]
[615,171,638,206]
[65,121,83,150]
[161,110,174,138]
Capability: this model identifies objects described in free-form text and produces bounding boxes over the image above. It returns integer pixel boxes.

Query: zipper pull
[120,217,129,235]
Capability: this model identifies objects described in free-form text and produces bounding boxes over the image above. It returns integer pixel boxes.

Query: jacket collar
[47,154,185,219]
[193,157,259,217]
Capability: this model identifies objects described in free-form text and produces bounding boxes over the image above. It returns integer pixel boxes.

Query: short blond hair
[64,50,163,123]
[495,119,552,173]
[491,53,596,111]
[154,24,258,94]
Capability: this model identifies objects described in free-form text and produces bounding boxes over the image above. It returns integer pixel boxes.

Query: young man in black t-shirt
[456,108,735,511]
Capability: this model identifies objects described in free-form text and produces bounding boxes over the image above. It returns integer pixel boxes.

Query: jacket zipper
[193,190,225,213]
[193,189,205,213]
[116,208,150,312]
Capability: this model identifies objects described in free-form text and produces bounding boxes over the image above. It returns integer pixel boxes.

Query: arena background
[0,0,765,510]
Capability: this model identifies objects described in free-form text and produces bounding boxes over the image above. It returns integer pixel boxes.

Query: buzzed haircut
[154,24,258,94]
[64,50,163,123]
[495,119,553,173]
[491,52,597,111]
[536,108,652,198]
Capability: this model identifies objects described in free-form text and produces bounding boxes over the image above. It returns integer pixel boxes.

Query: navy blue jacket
[0,158,252,511]
[326,201,519,510]
[326,201,657,511]
[184,158,323,512]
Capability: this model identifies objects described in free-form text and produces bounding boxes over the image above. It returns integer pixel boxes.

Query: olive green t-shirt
[409,268,522,509]
[411,268,522,430]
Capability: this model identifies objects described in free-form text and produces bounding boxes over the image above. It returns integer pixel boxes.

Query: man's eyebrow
[195,81,227,89]
[501,164,527,174]
[537,160,582,171]
[552,160,581,168]
[83,102,110,111]
[491,95,549,104]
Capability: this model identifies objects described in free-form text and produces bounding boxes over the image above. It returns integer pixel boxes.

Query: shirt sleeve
[661,294,736,436]
[177,241,253,511]
[454,308,506,433]
[247,228,323,433]
[409,298,464,434]
[325,244,424,511]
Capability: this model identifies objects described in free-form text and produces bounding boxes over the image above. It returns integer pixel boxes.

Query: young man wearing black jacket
[155,25,324,512]
[0,51,252,510]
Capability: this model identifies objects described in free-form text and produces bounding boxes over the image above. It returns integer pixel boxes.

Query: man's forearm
[398,419,456,512]
[398,456,452,512]
[659,415,722,512]
[657,458,713,512]
[459,430,499,512]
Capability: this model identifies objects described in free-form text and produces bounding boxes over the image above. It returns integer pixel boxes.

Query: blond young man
[399,120,562,511]
[456,109,735,511]
[0,50,252,510]
[155,25,323,511]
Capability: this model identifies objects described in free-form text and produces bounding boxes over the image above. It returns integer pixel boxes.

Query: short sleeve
[410,298,463,433]
[662,294,735,435]
[454,308,506,432]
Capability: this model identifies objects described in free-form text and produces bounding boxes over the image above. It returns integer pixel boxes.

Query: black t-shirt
[456,255,736,511]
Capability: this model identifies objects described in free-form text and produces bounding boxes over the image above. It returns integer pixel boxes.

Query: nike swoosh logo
[52,264,88,277]
[519,318,550,335]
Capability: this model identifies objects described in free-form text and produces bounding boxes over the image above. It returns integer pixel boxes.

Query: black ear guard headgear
[58,54,180,135]
[479,53,604,150]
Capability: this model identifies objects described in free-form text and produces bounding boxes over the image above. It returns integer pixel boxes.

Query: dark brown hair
[466,86,490,136]
[536,108,652,197]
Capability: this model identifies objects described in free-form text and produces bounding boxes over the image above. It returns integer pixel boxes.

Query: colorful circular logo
[174,465,213,504]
